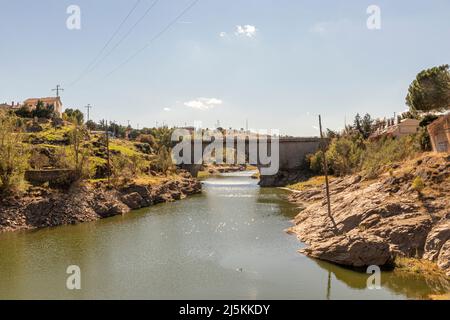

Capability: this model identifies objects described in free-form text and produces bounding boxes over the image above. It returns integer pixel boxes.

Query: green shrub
[412,176,425,193]
[417,127,432,152]
[325,135,364,176]
[154,146,173,174]
[361,135,420,178]
[307,151,325,174]
[0,112,29,193]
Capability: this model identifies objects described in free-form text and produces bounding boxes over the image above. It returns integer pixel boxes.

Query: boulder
[437,241,450,277]
[424,220,450,262]
[121,192,146,210]
[301,234,391,267]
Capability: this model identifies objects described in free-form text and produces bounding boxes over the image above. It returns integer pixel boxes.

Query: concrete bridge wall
[277,138,322,170]
[177,137,322,186]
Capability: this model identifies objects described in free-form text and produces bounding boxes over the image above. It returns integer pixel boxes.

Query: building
[387,118,421,137]
[370,118,420,139]
[428,114,450,153]
[22,97,63,117]
[0,101,19,110]
[0,103,12,110]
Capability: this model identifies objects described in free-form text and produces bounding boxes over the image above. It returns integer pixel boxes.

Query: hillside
[287,153,450,278]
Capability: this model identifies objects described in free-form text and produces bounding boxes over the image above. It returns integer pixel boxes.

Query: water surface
[0,172,447,299]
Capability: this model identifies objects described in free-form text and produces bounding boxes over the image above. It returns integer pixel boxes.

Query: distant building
[428,114,450,153]
[0,101,19,110]
[370,118,420,139]
[23,97,63,117]
[0,103,12,110]
[181,126,196,134]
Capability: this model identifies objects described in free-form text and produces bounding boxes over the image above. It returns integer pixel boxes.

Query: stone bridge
[175,137,323,187]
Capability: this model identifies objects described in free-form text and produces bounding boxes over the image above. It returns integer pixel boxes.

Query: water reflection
[314,259,450,299]
[0,172,446,299]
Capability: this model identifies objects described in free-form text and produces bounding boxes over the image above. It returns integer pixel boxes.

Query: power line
[86,0,160,76]
[67,0,142,87]
[105,0,200,78]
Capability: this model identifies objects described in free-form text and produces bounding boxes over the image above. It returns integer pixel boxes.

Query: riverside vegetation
[0,109,201,232]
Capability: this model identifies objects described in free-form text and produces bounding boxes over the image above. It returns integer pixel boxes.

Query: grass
[133,173,180,186]
[287,176,330,191]
[428,293,450,300]
[109,140,140,157]
[27,125,72,143]
[197,171,211,179]
[394,256,448,279]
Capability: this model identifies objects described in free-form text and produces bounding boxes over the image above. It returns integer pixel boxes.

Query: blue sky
[1,0,449,136]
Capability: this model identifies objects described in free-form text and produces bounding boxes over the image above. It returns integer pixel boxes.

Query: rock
[0,176,202,233]
[301,234,392,267]
[424,220,450,262]
[437,241,450,277]
[120,184,151,200]
[288,153,450,274]
[121,192,146,210]
[259,169,311,187]
[26,123,43,133]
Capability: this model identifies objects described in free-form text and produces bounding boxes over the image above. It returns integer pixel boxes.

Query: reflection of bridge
[175,137,322,187]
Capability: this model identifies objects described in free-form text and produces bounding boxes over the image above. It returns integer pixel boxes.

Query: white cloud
[309,20,351,36]
[235,25,257,37]
[163,107,171,112]
[310,22,328,35]
[184,98,223,110]
[219,31,227,38]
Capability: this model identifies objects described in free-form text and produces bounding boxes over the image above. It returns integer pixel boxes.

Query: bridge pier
[180,164,203,178]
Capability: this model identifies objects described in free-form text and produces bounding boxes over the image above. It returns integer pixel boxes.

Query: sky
[1,0,449,136]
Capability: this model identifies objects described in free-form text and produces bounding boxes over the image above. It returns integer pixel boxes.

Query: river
[0,172,447,299]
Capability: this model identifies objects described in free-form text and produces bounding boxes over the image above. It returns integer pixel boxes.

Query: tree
[353,113,363,135]
[14,106,33,118]
[151,127,174,151]
[30,148,50,170]
[361,113,374,139]
[325,129,339,139]
[68,125,90,178]
[63,109,84,125]
[33,101,55,118]
[0,112,28,193]
[85,120,97,131]
[155,146,173,174]
[406,64,450,112]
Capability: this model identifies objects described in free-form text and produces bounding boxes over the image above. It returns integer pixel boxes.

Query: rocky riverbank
[0,175,202,233]
[287,153,450,277]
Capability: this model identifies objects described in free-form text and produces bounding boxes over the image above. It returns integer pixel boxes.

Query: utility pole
[104,120,111,184]
[112,121,117,137]
[318,115,338,233]
[85,104,92,122]
[52,85,64,97]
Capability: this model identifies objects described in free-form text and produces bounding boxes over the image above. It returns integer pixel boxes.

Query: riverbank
[286,153,450,279]
[0,174,201,233]
[198,164,252,179]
